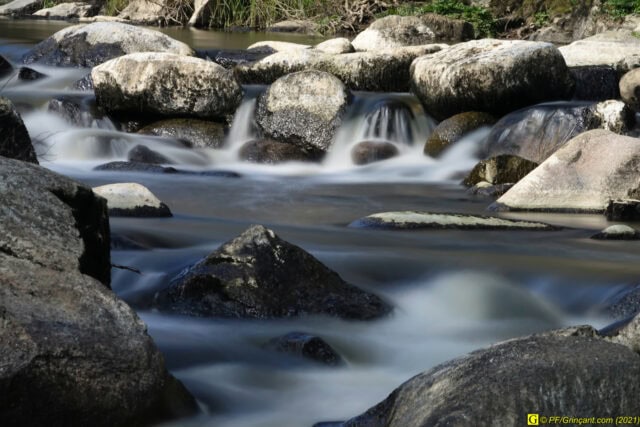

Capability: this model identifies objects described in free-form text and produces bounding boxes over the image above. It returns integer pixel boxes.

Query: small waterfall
[224,85,266,151]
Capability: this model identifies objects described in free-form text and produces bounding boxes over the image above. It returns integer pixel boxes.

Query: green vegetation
[602,0,640,18]
[104,0,130,15]
[534,10,549,26]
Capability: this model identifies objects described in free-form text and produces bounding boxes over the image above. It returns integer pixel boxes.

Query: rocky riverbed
[2,12,640,427]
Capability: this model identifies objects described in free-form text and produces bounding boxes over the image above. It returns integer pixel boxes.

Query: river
[2,19,640,427]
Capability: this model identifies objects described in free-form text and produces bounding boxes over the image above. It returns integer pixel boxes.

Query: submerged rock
[263,332,344,366]
[338,327,640,426]
[591,225,640,241]
[349,211,558,230]
[94,161,178,173]
[605,199,640,221]
[137,118,227,149]
[92,52,243,119]
[18,66,46,81]
[351,141,399,165]
[22,22,194,67]
[256,70,351,154]
[492,130,640,212]
[93,182,173,217]
[463,155,539,187]
[153,225,391,319]
[127,144,173,164]
[0,97,37,164]
[239,139,320,164]
[410,39,574,120]
[0,54,13,78]
[424,111,496,158]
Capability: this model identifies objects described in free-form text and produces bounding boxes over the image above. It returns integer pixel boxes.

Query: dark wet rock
[425,111,496,158]
[559,31,640,74]
[0,0,41,15]
[349,211,558,230]
[604,284,640,320]
[18,66,46,81]
[196,48,271,69]
[351,141,399,165]
[591,225,640,241]
[239,139,319,164]
[0,96,37,164]
[71,73,93,91]
[93,182,173,218]
[92,52,242,120]
[482,101,633,164]
[0,157,197,425]
[137,118,227,149]
[256,70,351,154]
[263,332,343,366]
[0,54,14,78]
[463,155,539,187]
[94,160,178,173]
[492,130,640,212]
[605,199,640,221]
[620,67,640,113]
[338,327,640,427]
[570,65,620,101]
[127,144,173,164]
[153,225,391,320]
[411,39,574,120]
[22,22,193,67]
[467,182,515,198]
[47,95,111,128]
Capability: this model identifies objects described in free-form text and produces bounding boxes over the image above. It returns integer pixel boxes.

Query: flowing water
[3,21,640,427]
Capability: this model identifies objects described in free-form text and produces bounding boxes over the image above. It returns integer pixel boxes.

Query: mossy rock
[463,154,539,186]
[424,111,496,157]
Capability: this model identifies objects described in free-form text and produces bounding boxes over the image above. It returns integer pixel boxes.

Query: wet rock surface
[153,225,391,319]
[591,225,640,240]
[239,139,320,163]
[0,97,37,164]
[605,199,640,221]
[425,111,496,158]
[263,332,344,366]
[463,155,539,186]
[351,141,399,165]
[137,118,227,149]
[127,144,173,164]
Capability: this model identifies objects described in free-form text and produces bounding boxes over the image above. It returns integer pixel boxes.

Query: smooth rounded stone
[351,141,399,165]
[620,68,640,112]
[94,161,178,173]
[267,19,318,34]
[247,40,311,53]
[591,225,640,241]
[594,99,635,133]
[410,39,574,120]
[570,66,620,101]
[463,155,539,186]
[93,182,172,217]
[127,144,173,165]
[92,52,243,119]
[22,22,194,67]
[33,2,92,18]
[314,38,354,54]
[239,139,320,164]
[263,332,343,366]
[137,118,226,149]
[0,97,37,164]
[482,101,632,164]
[18,66,46,81]
[256,70,351,154]
[338,328,640,427]
[559,31,640,73]
[605,199,640,221]
[349,211,558,230]
[424,111,496,157]
[352,14,471,52]
[0,0,41,15]
[152,224,391,320]
[492,130,640,212]
[0,54,13,78]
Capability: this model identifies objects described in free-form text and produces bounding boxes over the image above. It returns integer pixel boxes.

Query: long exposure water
[3,20,640,426]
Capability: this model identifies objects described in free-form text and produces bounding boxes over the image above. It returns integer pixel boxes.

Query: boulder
[349,211,558,230]
[338,327,640,427]
[93,182,173,217]
[620,68,640,112]
[410,39,574,120]
[0,158,196,426]
[0,0,41,15]
[92,52,243,119]
[267,19,318,34]
[235,49,326,84]
[591,225,640,241]
[491,130,640,212]
[117,0,165,24]
[351,141,399,165]
[482,101,634,164]
[352,14,472,52]
[127,144,173,164]
[605,199,640,221]
[463,155,539,186]
[314,38,354,54]
[559,31,640,73]
[256,70,351,154]
[18,66,46,81]
[238,139,320,164]
[137,118,227,149]
[0,54,14,78]
[424,111,496,157]
[263,332,343,366]
[22,22,194,67]
[0,97,38,164]
[152,224,391,319]
[33,2,93,18]
[47,95,111,129]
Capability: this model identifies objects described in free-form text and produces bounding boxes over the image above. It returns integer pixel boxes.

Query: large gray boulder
[153,225,391,320]
[352,14,472,51]
[492,129,640,212]
[256,70,351,154]
[92,52,243,119]
[338,326,640,427]
[22,22,194,67]
[0,157,196,425]
[0,97,37,164]
[0,0,41,15]
[559,31,640,73]
[410,39,574,120]
[33,2,93,19]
